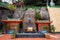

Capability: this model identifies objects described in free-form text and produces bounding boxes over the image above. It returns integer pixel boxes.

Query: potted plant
[8,4,16,11]
[34,12,42,21]
[50,25,55,34]
[41,26,49,31]
[11,30,16,39]
[11,33,15,39]
[41,26,50,38]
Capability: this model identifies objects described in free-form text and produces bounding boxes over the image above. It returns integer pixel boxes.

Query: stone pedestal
[37,21,51,32]
[2,20,22,33]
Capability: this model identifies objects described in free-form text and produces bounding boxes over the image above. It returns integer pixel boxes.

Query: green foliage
[35,12,42,20]
[24,0,43,6]
[24,0,36,5]
[0,0,2,2]
[0,30,2,32]
[42,26,49,30]
[0,2,9,8]
[0,2,16,11]
[19,23,23,28]
[8,4,16,11]
[51,25,55,34]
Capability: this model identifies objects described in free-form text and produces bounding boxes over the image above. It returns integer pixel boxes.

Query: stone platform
[15,33,45,38]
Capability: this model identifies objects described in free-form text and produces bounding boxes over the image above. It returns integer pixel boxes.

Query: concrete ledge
[15,33,45,38]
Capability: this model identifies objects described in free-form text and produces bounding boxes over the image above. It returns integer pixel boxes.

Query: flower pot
[11,34,15,39]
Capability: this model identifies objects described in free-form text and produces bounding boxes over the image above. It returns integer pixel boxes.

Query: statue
[23,8,36,32]
[28,15,32,23]
[50,0,55,7]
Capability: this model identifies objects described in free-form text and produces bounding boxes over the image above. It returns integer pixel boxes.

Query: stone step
[15,33,45,38]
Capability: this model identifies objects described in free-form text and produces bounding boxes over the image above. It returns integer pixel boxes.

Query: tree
[0,0,2,2]
[24,0,37,5]
[24,0,43,5]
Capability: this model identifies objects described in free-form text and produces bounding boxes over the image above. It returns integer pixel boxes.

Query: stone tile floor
[0,34,60,40]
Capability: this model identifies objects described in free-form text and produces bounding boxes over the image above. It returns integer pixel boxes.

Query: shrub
[24,0,36,5]
[42,26,49,30]
[24,0,42,6]
[8,4,16,11]
[50,25,55,34]
[35,12,42,20]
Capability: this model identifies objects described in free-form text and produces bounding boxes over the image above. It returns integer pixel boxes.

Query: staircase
[15,33,45,38]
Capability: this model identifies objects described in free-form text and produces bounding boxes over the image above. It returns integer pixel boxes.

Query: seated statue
[28,16,32,23]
